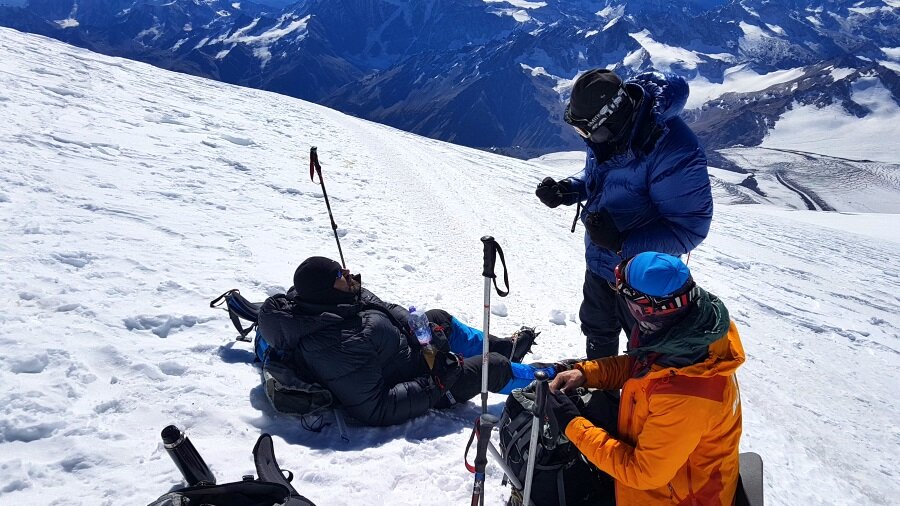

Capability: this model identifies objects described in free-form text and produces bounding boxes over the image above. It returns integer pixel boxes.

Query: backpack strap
[211,289,261,342]
[252,434,318,506]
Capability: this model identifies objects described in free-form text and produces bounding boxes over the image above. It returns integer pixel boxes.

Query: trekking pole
[522,370,550,506]
[466,236,508,505]
[479,236,509,414]
[309,147,346,268]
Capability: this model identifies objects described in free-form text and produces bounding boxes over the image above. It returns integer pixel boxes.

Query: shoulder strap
[252,434,318,506]
[210,289,262,341]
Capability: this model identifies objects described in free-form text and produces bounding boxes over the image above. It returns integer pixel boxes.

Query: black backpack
[148,433,316,506]
[498,387,612,506]
[210,290,335,423]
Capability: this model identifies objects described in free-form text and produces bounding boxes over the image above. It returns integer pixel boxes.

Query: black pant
[435,352,512,408]
[581,390,620,505]
[579,269,636,360]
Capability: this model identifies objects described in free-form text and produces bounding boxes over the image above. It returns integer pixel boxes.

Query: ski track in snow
[0,28,899,505]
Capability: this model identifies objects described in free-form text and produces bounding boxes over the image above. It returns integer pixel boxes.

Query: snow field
[0,28,898,505]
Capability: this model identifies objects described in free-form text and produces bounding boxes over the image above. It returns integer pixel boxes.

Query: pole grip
[533,370,549,419]
[481,236,496,279]
[309,146,319,182]
[473,414,498,473]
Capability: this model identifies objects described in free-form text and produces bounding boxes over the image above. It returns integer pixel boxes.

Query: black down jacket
[257,288,443,426]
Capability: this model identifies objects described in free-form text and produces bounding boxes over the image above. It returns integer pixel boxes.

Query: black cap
[293,256,342,301]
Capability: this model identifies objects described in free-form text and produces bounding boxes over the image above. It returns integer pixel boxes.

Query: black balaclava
[292,256,355,305]
[567,69,637,154]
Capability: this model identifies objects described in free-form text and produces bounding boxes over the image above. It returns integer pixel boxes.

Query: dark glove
[429,323,451,354]
[535,177,574,208]
[433,351,463,391]
[546,390,581,435]
[584,209,624,253]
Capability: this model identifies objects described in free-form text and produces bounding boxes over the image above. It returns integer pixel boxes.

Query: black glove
[546,390,581,435]
[535,177,574,208]
[584,209,624,253]
[429,323,451,354]
[433,351,463,391]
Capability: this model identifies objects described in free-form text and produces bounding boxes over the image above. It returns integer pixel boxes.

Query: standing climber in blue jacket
[536,69,713,360]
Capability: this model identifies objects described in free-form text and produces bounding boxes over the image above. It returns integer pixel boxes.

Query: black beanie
[293,256,342,301]
[567,69,634,134]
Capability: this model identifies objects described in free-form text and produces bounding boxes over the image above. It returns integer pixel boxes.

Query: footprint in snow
[52,251,95,268]
[6,353,50,374]
[122,314,214,338]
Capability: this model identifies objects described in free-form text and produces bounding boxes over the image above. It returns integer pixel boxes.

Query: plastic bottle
[409,306,436,369]
[408,306,432,345]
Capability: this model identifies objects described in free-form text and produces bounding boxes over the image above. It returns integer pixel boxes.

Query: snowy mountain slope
[1,28,899,506]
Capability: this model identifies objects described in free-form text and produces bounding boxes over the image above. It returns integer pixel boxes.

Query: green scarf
[626,288,730,367]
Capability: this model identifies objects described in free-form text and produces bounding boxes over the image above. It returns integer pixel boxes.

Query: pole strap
[570,201,584,233]
[481,236,510,297]
[464,419,479,473]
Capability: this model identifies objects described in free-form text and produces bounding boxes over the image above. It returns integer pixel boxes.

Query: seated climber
[257,256,545,427]
[547,252,745,505]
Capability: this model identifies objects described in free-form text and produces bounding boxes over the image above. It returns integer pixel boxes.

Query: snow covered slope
[1,28,899,505]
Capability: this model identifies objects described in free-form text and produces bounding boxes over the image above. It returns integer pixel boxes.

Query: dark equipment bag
[498,387,610,506]
[148,433,316,506]
[210,289,334,420]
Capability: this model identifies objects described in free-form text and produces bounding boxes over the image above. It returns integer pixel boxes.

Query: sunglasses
[571,124,615,144]
[613,260,696,318]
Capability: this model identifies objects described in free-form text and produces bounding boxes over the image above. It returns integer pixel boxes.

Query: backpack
[148,433,316,506]
[210,290,335,425]
[498,386,611,506]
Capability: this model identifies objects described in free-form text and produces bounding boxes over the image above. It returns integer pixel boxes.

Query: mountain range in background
[1,0,898,161]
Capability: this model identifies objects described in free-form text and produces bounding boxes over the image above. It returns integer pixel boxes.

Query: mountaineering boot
[508,326,539,363]
[510,326,538,362]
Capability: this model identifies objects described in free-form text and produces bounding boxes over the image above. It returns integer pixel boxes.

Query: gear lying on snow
[149,428,317,506]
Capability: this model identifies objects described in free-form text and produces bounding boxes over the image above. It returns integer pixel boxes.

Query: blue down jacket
[257,288,441,426]
[567,72,713,282]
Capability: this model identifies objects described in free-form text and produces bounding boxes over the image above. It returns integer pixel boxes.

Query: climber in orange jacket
[548,252,744,505]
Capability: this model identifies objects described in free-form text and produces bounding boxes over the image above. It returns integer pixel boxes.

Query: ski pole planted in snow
[522,370,550,506]
[467,236,509,505]
[479,235,509,414]
[309,147,346,268]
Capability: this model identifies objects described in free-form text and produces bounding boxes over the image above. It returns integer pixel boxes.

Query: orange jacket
[565,322,745,506]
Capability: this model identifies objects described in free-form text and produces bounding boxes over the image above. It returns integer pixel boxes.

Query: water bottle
[161,424,216,486]
[409,306,435,369]
[408,306,432,346]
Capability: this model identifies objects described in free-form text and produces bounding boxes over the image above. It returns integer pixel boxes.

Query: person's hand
[535,177,574,208]
[584,209,624,253]
[433,351,463,391]
[546,390,581,435]
[429,323,451,354]
[549,368,586,393]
